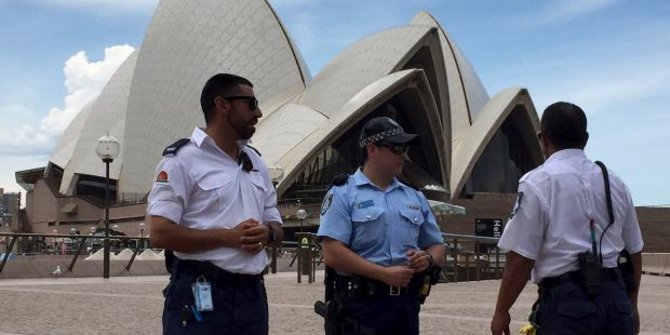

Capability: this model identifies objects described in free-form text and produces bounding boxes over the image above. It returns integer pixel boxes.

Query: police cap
[358,117,418,148]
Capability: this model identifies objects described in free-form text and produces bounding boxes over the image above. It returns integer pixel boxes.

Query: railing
[266,232,505,284]
[440,233,504,282]
[0,232,151,275]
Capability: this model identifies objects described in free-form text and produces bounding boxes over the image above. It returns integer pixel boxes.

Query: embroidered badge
[357,200,374,209]
[510,192,524,219]
[156,170,169,184]
[321,192,334,215]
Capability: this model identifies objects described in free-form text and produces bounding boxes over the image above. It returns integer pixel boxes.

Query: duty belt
[172,258,263,286]
[540,268,619,290]
[332,274,420,298]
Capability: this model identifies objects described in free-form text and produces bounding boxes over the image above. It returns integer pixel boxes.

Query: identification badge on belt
[192,275,213,311]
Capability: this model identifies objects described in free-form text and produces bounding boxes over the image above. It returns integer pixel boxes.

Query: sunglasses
[222,95,259,110]
[238,151,254,172]
[376,141,408,155]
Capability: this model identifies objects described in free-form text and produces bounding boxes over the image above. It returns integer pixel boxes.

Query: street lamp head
[296,209,308,220]
[96,135,120,162]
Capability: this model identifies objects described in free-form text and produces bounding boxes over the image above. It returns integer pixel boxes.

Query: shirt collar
[191,127,249,151]
[353,168,401,191]
[546,148,586,163]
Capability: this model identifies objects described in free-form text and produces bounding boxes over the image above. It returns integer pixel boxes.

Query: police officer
[490,102,644,335]
[147,73,284,335]
[318,116,446,335]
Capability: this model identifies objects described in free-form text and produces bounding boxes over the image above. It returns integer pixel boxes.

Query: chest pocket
[195,174,234,209]
[248,172,267,192]
[399,208,424,243]
[350,206,385,250]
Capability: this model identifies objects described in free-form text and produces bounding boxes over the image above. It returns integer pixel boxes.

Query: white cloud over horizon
[524,0,621,26]
[29,0,159,11]
[0,45,134,156]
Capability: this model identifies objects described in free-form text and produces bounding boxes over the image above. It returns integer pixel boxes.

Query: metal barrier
[265,231,506,284]
[440,233,504,282]
[0,232,150,275]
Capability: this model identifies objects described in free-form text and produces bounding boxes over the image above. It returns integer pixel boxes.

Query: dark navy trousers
[535,271,635,335]
[162,270,268,335]
[340,293,421,335]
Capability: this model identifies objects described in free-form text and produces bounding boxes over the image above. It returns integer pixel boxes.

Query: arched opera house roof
[30,0,544,202]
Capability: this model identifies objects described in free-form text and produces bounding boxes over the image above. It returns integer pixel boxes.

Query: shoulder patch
[156,170,169,184]
[509,192,524,219]
[162,138,190,156]
[321,192,334,215]
[330,174,349,187]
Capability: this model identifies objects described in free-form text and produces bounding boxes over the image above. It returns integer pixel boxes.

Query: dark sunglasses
[222,95,259,110]
[376,141,408,155]
[238,151,254,172]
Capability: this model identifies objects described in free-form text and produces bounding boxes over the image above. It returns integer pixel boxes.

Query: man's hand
[239,219,269,254]
[407,249,431,273]
[381,266,415,287]
[490,311,511,335]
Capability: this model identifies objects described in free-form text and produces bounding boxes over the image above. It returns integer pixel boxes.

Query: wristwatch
[426,253,434,267]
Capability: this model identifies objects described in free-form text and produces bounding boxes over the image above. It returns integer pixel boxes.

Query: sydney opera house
[16,0,548,240]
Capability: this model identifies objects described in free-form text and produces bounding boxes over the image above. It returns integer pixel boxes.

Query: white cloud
[32,0,159,11]
[0,44,134,155]
[525,0,621,26]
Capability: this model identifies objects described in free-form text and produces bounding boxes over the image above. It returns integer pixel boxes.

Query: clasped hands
[382,249,432,288]
[234,218,270,254]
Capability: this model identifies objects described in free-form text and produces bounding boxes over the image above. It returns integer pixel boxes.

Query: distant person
[490,102,644,335]
[317,117,445,335]
[147,73,284,335]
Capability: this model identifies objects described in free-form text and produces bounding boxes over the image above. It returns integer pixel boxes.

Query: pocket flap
[196,175,231,191]
[351,206,384,222]
[558,302,596,318]
[399,208,424,225]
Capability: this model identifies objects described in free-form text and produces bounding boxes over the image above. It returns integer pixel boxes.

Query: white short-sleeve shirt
[498,149,643,283]
[147,127,282,275]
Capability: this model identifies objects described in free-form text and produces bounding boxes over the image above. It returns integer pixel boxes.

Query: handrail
[440,232,504,282]
[0,232,151,275]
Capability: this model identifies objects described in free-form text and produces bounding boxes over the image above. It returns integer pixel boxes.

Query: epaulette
[162,138,190,156]
[245,144,261,157]
[330,174,349,187]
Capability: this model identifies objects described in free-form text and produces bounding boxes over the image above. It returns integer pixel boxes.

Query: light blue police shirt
[317,169,443,267]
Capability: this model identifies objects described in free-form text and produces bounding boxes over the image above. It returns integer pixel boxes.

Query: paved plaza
[0,272,668,335]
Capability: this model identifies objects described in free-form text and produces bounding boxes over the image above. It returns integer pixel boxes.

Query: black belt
[173,258,263,285]
[541,268,619,289]
[333,274,420,297]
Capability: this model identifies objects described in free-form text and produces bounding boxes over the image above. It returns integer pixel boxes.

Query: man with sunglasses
[147,73,283,335]
[317,116,445,335]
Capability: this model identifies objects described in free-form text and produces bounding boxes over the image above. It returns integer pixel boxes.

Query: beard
[229,113,256,140]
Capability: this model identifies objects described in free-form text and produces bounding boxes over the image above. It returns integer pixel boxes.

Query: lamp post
[139,222,146,250]
[296,208,307,232]
[96,134,120,279]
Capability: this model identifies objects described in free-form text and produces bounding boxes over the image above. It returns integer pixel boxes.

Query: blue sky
[0,0,668,206]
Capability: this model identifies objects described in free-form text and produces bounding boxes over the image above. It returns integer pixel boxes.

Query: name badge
[358,200,374,209]
[192,276,213,311]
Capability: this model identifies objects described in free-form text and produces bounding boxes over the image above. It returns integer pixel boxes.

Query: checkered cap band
[359,128,404,148]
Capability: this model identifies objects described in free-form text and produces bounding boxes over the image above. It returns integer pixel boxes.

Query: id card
[191,280,214,311]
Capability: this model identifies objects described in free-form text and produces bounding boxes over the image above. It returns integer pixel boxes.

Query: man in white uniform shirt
[490,102,643,335]
[148,73,284,335]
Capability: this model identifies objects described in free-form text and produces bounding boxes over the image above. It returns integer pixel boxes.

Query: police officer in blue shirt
[318,117,446,335]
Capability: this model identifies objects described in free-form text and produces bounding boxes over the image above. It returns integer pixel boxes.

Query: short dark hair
[200,73,253,124]
[541,101,588,149]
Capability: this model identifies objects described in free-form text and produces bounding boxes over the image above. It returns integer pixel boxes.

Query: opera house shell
[17,0,544,233]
